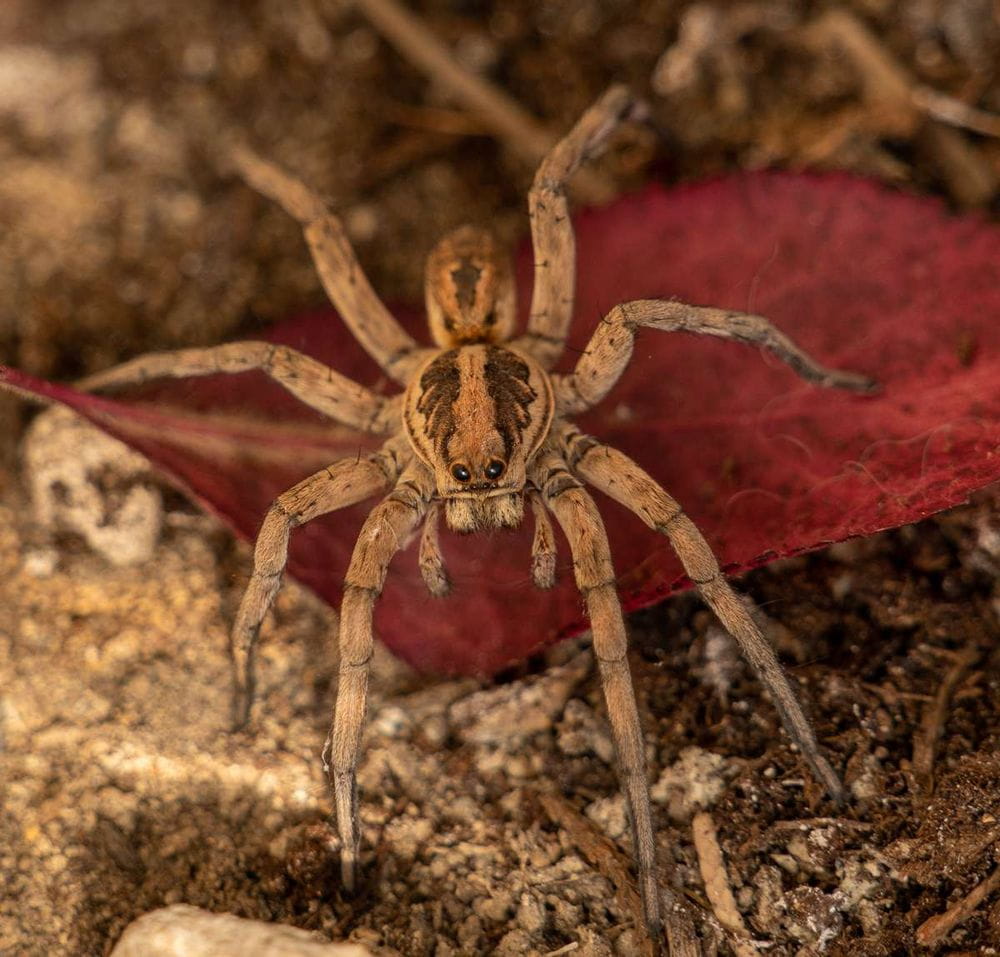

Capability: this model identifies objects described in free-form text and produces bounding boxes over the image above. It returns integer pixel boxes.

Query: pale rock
[110,905,375,956]
[650,746,730,821]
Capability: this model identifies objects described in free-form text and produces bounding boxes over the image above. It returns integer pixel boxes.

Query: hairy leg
[418,500,450,597]
[553,299,876,415]
[229,144,432,385]
[559,424,845,801]
[325,461,434,892]
[528,489,557,589]
[531,447,661,935]
[512,85,645,370]
[231,438,406,728]
[79,341,401,435]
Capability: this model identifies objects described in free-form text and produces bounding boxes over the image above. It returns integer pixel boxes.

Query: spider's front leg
[553,299,876,415]
[558,423,845,802]
[231,437,406,728]
[326,460,433,892]
[229,145,433,386]
[531,447,661,935]
[512,84,647,370]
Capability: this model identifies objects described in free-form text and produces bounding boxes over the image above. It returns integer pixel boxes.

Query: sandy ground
[2,440,999,955]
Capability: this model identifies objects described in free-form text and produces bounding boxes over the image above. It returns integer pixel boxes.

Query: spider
[80,85,874,935]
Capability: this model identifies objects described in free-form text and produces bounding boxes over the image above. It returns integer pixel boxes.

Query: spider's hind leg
[327,461,434,892]
[561,425,845,803]
[228,144,431,386]
[512,84,647,369]
[531,447,662,935]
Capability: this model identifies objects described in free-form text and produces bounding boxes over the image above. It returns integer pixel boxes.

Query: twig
[861,681,934,707]
[354,0,550,157]
[804,10,915,133]
[804,9,996,207]
[769,817,872,831]
[542,943,580,957]
[661,890,702,957]
[911,644,979,798]
[912,86,1000,139]
[352,0,614,203]
[536,791,660,957]
[916,863,1000,948]
[691,812,759,957]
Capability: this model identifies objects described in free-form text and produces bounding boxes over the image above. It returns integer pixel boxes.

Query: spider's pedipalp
[418,501,451,596]
[553,299,877,416]
[229,144,433,386]
[328,460,435,892]
[79,341,402,436]
[231,437,407,729]
[531,446,661,935]
[512,84,645,370]
[561,425,845,802]
[528,489,557,589]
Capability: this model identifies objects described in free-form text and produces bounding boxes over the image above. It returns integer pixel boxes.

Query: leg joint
[266,499,296,527]
[372,446,402,485]
[611,301,641,333]
[530,174,566,200]
[691,572,721,586]
[654,506,685,534]
[595,650,627,665]
[562,428,601,468]
[339,652,374,673]
[541,471,583,502]
[260,342,285,373]
[388,480,427,511]
[582,576,618,592]
[342,581,379,600]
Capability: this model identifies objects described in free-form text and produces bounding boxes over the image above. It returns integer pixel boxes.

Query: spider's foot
[420,561,451,598]
[812,753,847,807]
[229,684,254,733]
[340,847,358,895]
[531,552,557,590]
[638,872,662,939]
[827,368,880,394]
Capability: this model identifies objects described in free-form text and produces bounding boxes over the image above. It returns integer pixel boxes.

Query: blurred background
[2,0,998,395]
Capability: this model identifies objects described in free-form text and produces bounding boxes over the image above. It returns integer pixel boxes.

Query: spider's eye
[484,460,505,480]
[451,464,471,483]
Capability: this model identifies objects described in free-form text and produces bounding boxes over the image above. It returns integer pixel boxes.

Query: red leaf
[4,173,998,675]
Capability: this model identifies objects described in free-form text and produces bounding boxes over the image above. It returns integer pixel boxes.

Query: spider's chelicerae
[82,86,873,934]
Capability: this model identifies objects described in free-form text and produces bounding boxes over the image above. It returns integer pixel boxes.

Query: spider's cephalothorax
[81,86,875,940]
[405,232,553,532]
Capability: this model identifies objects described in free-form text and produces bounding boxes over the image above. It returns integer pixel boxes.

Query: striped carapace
[404,231,553,532]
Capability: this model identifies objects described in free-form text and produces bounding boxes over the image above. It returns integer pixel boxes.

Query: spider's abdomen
[424,226,517,347]
[403,344,553,531]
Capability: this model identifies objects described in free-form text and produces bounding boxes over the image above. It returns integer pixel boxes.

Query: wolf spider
[81,86,873,935]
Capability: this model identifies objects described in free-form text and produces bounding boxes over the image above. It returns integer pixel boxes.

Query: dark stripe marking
[484,346,536,461]
[416,350,461,458]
